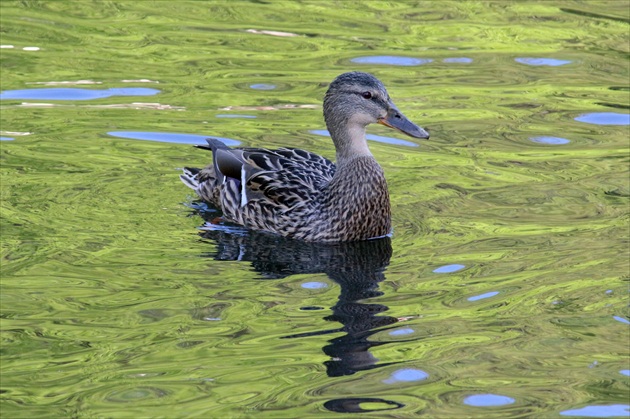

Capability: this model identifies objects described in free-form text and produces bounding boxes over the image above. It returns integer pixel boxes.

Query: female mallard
[181,71,429,242]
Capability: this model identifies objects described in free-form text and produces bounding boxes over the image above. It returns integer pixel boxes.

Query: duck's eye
[361,91,372,99]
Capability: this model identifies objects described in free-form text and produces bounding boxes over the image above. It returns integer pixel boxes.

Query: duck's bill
[378,107,430,139]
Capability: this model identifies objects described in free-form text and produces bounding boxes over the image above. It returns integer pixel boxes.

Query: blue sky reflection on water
[249,83,276,90]
[382,368,429,384]
[560,404,630,417]
[529,136,571,145]
[351,56,433,66]
[432,264,465,273]
[574,112,630,126]
[468,291,500,302]
[301,281,328,289]
[309,129,418,147]
[215,114,257,119]
[515,57,572,66]
[463,394,516,407]
[389,328,415,336]
[0,87,160,101]
[443,57,473,63]
[106,131,240,146]
[613,316,630,325]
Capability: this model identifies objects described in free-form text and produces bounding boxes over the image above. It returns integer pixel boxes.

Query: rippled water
[1,1,629,418]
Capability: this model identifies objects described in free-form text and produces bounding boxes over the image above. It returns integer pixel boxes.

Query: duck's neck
[329,122,373,166]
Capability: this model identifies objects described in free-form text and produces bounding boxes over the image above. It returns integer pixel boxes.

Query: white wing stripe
[240,167,248,207]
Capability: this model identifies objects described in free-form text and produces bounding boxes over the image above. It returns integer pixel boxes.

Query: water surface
[1,1,628,418]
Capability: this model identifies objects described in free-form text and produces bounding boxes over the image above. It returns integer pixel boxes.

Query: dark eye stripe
[338,90,388,107]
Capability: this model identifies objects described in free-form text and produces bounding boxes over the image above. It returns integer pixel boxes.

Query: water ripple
[324,398,405,413]
[2,2,629,418]
[105,386,169,403]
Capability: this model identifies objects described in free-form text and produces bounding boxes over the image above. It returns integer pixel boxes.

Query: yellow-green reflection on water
[1,1,628,417]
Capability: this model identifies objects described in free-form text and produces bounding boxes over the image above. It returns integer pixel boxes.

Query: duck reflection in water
[197,218,408,378]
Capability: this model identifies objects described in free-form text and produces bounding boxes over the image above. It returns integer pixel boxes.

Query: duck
[181,71,429,242]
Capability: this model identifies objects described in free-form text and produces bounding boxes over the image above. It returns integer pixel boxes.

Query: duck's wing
[240,147,336,209]
[184,138,336,212]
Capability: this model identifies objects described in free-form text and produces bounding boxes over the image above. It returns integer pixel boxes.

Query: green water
[1,1,629,417]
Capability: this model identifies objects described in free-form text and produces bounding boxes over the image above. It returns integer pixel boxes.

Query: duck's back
[221,147,336,234]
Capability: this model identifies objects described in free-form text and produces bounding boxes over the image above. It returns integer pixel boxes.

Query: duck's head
[323,72,429,155]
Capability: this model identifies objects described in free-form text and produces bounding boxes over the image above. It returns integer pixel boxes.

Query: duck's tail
[180,138,233,206]
[180,138,230,189]
[180,167,201,190]
[194,137,230,153]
